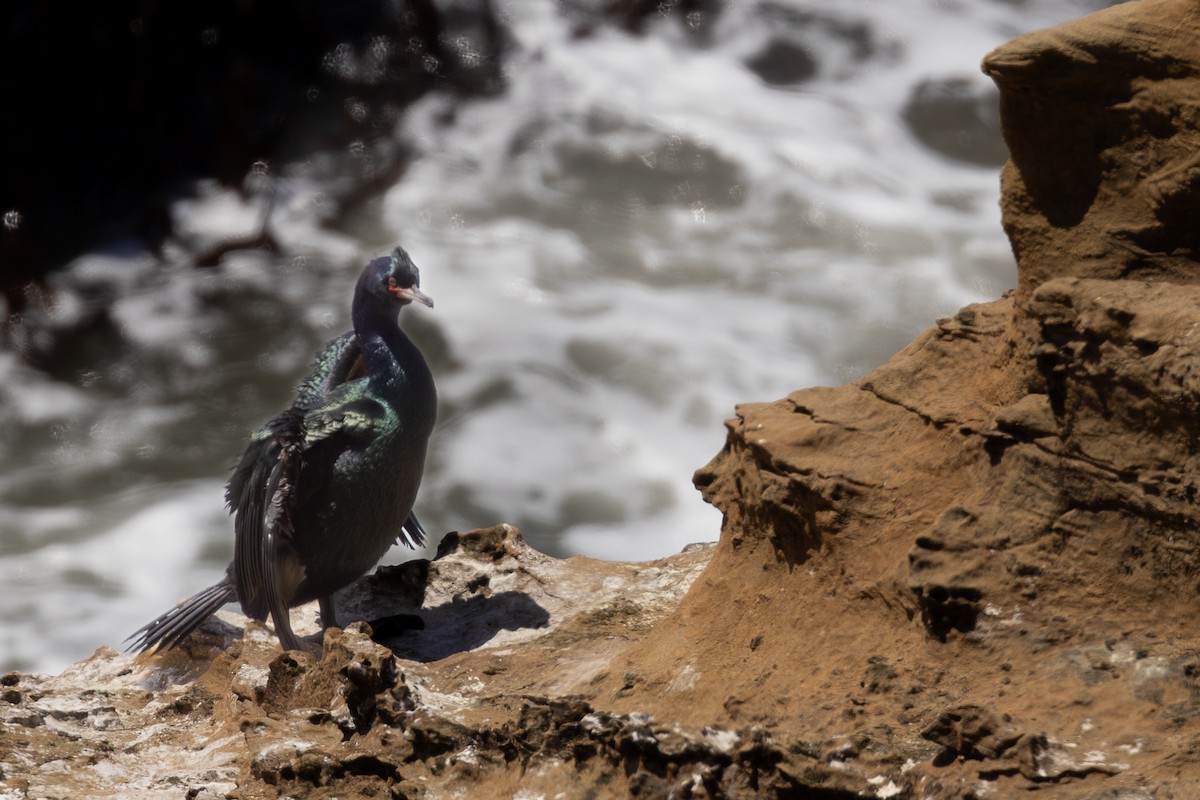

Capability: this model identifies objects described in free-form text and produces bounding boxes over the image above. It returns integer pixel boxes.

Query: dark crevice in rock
[858,380,953,430]
[912,583,983,642]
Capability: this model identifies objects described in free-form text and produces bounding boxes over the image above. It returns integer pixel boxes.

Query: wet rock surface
[1,527,737,799]
[8,1,1200,797]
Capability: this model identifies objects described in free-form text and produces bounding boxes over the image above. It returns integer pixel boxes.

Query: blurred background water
[0,0,1114,673]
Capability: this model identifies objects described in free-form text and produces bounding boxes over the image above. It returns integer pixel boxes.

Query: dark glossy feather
[231,406,304,622]
[125,579,236,653]
[295,332,363,402]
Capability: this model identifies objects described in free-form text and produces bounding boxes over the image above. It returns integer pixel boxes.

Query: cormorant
[128,246,437,654]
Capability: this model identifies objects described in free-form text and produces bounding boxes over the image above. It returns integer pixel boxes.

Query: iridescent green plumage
[129,247,436,654]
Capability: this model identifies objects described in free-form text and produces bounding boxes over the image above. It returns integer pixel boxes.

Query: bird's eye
[387,277,398,290]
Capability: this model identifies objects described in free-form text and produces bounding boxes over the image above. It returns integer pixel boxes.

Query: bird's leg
[290,595,342,654]
[318,595,340,629]
[263,543,317,655]
[269,604,313,655]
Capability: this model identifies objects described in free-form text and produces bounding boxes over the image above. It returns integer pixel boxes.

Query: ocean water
[0,0,1114,673]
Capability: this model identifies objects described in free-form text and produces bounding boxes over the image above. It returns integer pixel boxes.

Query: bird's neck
[350,288,436,432]
[352,292,409,384]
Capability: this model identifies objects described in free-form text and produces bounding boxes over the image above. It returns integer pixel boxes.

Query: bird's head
[363,246,434,309]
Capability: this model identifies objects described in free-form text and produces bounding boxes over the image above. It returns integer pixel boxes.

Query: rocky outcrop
[985,0,1200,302]
[7,1,1200,798]
[0,527,734,799]
[677,0,1200,794]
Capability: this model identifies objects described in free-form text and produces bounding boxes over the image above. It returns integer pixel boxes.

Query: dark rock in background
[903,75,1008,166]
[0,0,503,310]
[745,37,818,86]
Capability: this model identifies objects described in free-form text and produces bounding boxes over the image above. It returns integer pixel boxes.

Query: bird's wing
[226,331,370,619]
[300,390,391,447]
[295,332,367,406]
[260,408,305,634]
[226,429,273,619]
[227,408,305,621]
[226,386,393,620]
[292,387,429,556]
[301,394,428,550]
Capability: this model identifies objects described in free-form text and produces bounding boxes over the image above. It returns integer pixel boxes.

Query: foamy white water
[0,0,1114,673]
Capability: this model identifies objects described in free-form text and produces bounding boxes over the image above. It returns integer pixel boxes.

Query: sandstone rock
[981,0,1200,395]
[921,704,1022,762]
[8,2,1200,798]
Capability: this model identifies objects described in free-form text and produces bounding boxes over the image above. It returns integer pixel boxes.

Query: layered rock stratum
[6,1,1200,797]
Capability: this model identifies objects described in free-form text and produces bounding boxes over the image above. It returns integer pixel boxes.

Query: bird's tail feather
[125,579,237,654]
[401,511,427,549]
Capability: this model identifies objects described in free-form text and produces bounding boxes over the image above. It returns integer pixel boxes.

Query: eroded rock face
[666,0,1200,795]
[7,2,1200,798]
[981,0,1200,400]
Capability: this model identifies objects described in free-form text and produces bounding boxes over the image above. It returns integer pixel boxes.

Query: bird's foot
[298,630,325,658]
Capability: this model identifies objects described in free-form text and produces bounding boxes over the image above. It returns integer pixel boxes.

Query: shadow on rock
[376,590,550,663]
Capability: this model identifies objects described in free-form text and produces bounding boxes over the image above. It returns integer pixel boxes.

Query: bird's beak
[393,286,434,308]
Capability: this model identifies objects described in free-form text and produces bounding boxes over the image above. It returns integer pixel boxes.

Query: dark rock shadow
[328,559,552,663]
[371,591,551,663]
